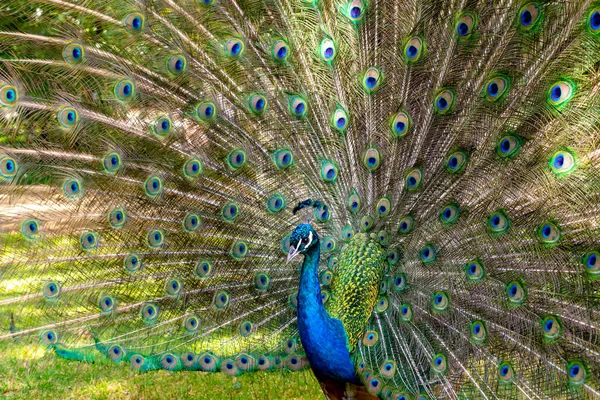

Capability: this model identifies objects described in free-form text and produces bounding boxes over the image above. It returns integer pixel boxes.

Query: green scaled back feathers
[1,0,600,399]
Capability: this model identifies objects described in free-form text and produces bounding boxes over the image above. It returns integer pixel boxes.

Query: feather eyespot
[0,84,18,107]
[123,12,145,33]
[319,38,336,62]
[147,229,165,248]
[361,67,382,93]
[390,110,412,138]
[124,253,142,273]
[550,150,576,177]
[404,36,425,62]
[114,79,135,102]
[272,39,290,62]
[108,207,127,229]
[519,3,541,30]
[588,8,600,33]
[183,157,203,178]
[167,54,187,75]
[548,80,574,108]
[331,106,349,133]
[376,198,391,217]
[465,260,485,281]
[196,101,216,121]
[224,38,244,58]
[456,12,477,38]
[249,93,268,115]
[63,42,85,65]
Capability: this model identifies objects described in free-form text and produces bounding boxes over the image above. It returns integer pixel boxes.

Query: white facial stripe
[305,231,314,249]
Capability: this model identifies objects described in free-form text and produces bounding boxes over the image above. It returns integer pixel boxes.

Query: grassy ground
[0,340,325,400]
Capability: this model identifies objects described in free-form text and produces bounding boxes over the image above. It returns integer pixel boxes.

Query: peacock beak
[287,244,301,264]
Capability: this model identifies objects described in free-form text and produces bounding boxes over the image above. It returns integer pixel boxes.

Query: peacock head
[287,224,320,263]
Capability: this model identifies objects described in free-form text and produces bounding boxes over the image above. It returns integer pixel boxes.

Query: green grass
[0,340,325,399]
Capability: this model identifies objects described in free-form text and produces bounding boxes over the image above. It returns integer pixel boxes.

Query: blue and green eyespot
[588,7,600,33]
[231,240,248,259]
[496,134,523,158]
[487,209,510,234]
[547,80,575,108]
[43,281,61,300]
[404,36,425,63]
[123,12,145,33]
[196,100,216,121]
[248,93,268,115]
[361,67,382,93]
[165,278,182,296]
[124,253,142,273]
[362,330,379,346]
[582,251,600,275]
[375,197,391,218]
[537,221,561,245]
[456,11,477,39]
[141,302,159,323]
[567,361,587,385]
[319,38,337,63]
[63,42,85,65]
[272,148,293,170]
[392,273,407,292]
[57,106,79,129]
[446,150,468,173]
[99,294,116,313]
[183,157,203,178]
[21,218,40,239]
[519,2,542,30]
[363,147,381,172]
[400,303,413,321]
[405,168,423,191]
[506,281,526,305]
[167,54,188,75]
[465,259,485,281]
[331,106,349,133]
[222,201,240,222]
[144,175,164,198]
[108,207,127,229]
[114,78,135,102]
[224,38,244,58]
[341,225,354,241]
[227,149,247,170]
[440,203,460,225]
[41,329,59,345]
[288,95,308,117]
[360,215,374,232]
[347,188,361,213]
[0,155,18,179]
[470,320,487,344]
[345,0,366,23]
[549,150,576,177]
[80,231,99,250]
[498,362,515,384]
[0,84,18,108]
[197,0,215,7]
[147,229,165,248]
[541,316,562,341]
[320,160,338,183]
[103,151,122,174]
[431,354,447,374]
[420,244,437,264]
[195,260,213,278]
[63,178,83,199]
[255,272,271,290]
[183,314,200,333]
[432,291,449,312]
[398,215,414,234]
[390,110,412,138]
[266,193,286,213]
[183,212,201,232]
[272,39,290,62]
[375,296,388,313]
[484,74,510,102]
[380,360,396,378]
[152,115,173,138]
[214,290,230,308]
[321,237,337,253]
[434,88,455,114]
[314,204,331,222]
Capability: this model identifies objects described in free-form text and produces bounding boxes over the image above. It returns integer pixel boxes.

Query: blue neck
[296,245,359,383]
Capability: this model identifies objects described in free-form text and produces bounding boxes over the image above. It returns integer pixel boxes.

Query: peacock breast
[326,232,386,351]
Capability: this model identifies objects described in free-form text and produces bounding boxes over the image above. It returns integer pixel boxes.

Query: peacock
[2,0,600,398]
